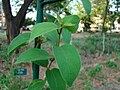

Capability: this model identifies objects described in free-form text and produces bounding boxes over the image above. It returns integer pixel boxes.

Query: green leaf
[45,30,58,45]
[30,22,58,42]
[44,13,56,22]
[8,33,30,56]
[57,13,62,24]
[53,45,81,86]
[46,68,66,90]
[34,60,49,67]
[15,48,49,64]
[81,0,91,16]
[62,15,80,33]
[28,79,46,90]
[62,29,71,44]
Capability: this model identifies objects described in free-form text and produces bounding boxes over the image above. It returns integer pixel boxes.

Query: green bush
[72,33,120,54]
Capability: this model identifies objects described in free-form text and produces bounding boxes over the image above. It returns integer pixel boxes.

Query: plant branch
[48,58,55,69]
[15,0,33,27]
[42,0,64,6]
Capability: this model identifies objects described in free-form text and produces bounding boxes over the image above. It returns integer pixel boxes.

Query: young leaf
[46,68,67,90]
[30,22,58,42]
[57,13,62,24]
[28,79,46,90]
[15,48,49,64]
[81,0,91,16]
[62,29,71,44]
[8,33,31,56]
[53,45,81,86]
[62,15,80,33]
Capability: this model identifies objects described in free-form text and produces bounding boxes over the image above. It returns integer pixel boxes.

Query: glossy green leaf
[34,60,49,67]
[44,13,56,22]
[8,33,30,56]
[15,48,49,64]
[30,22,58,42]
[53,45,81,86]
[46,68,66,90]
[81,0,91,16]
[62,29,71,44]
[62,15,80,33]
[28,79,46,90]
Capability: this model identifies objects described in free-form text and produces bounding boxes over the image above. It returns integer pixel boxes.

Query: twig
[42,0,64,6]
[48,58,55,69]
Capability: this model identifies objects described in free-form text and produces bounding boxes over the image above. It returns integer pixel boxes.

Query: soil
[0,32,120,90]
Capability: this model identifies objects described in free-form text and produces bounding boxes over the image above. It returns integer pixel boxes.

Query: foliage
[8,33,31,56]
[112,0,120,12]
[74,0,93,31]
[44,0,71,15]
[78,58,120,89]
[88,64,103,77]
[28,79,46,90]
[0,46,11,61]
[46,68,66,90]
[7,0,92,89]
[8,14,81,89]
[106,60,117,68]
[81,0,91,16]
[0,63,29,90]
[72,33,120,54]
[92,0,106,16]
[23,18,35,27]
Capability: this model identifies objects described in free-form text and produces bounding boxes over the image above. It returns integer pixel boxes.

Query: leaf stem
[57,26,63,47]
[48,58,55,69]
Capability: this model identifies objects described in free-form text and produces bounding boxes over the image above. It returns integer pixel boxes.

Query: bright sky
[10,0,37,20]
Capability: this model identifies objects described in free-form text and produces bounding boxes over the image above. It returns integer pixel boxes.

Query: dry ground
[0,32,120,90]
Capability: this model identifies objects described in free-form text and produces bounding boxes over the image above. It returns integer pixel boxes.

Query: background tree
[23,18,35,27]
[73,1,93,31]
[112,0,120,12]
[2,0,33,43]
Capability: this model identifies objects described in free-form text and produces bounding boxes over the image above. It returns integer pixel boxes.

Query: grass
[0,33,30,90]
[0,33,6,40]
[72,33,120,54]
[71,33,120,90]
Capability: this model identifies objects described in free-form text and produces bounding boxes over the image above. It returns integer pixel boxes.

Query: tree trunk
[2,0,33,44]
[6,17,20,43]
